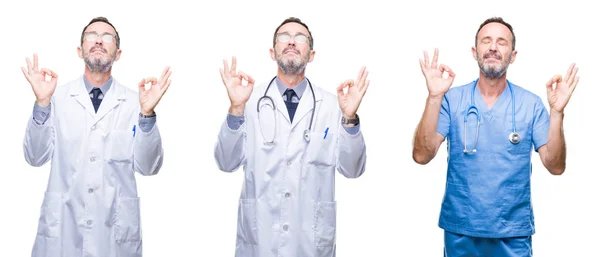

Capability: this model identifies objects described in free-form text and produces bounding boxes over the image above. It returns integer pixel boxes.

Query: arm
[335,67,370,178]
[21,54,58,167]
[336,120,366,178]
[412,96,446,164]
[133,114,163,176]
[135,66,172,176]
[23,102,55,167]
[412,48,455,165]
[537,110,565,175]
[538,63,579,175]
[214,112,246,172]
[214,56,254,172]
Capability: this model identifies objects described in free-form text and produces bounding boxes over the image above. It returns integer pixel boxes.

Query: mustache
[90,46,107,53]
[283,46,299,54]
[483,52,501,60]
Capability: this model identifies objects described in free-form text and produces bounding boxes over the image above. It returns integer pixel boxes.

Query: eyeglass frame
[276,32,311,45]
[83,31,118,44]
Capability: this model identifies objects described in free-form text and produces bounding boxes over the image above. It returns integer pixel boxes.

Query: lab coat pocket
[32,192,62,257]
[307,130,336,167]
[237,199,259,245]
[115,197,142,243]
[36,192,63,238]
[506,122,532,155]
[107,130,134,162]
[314,201,337,249]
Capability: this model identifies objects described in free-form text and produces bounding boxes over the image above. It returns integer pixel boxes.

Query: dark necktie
[91,88,102,113]
[284,89,298,122]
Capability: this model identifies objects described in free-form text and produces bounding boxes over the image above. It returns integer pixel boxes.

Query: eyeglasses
[276,32,310,44]
[84,32,117,43]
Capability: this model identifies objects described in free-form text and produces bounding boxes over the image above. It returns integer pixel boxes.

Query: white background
[1,0,598,256]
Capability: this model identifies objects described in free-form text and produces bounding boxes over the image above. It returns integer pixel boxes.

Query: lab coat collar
[68,76,127,123]
[265,77,323,129]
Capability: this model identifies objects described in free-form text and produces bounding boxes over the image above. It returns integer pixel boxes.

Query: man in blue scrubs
[412,17,580,256]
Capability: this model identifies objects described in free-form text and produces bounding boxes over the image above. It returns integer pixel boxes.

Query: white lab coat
[24,77,164,257]
[214,81,367,257]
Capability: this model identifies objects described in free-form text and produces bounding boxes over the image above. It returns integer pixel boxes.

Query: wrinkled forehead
[277,22,309,36]
[477,22,513,42]
[85,22,116,34]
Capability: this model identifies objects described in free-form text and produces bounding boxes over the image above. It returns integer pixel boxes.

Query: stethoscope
[463,79,520,153]
[257,76,316,144]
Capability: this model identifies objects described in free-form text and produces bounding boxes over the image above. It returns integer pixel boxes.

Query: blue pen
[323,127,329,139]
[132,125,136,137]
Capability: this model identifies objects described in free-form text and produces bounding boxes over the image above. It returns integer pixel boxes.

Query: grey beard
[85,58,114,73]
[277,58,307,75]
[480,64,507,79]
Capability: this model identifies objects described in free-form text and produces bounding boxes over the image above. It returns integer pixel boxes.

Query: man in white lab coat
[214,17,370,257]
[21,17,172,257]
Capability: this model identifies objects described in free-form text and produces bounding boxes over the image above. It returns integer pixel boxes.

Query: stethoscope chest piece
[509,132,521,144]
[304,130,311,142]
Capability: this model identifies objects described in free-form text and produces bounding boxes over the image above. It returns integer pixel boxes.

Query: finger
[162,79,172,93]
[159,66,171,81]
[432,48,439,69]
[337,80,349,96]
[569,76,579,94]
[419,59,426,73]
[219,68,227,85]
[230,56,237,74]
[564,63,575,85]
[440,64,455,78]
[21,67,32,82]
[546,75,561,92]
[41,68,58,78]
[25,57,33,74]
[359,69,369,91]
[423,51,430,68]
[33,53,39,73]
[146,77,158,86]
[138,79,147,93]
[356,66,366,83]
[567,65,578,86]
[160,69,172,88]
[360,79,370,95]
[222,59,230,77]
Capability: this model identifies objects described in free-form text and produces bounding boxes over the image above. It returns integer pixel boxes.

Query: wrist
[229,104,245,116]
[140,109,155,117]
[550,109,564,118]
[36,98,51,107]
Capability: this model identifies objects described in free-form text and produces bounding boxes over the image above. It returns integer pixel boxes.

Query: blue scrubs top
[437,79,550,238]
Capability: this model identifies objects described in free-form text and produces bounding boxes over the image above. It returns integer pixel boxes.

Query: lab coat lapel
[265,81,291,123]
[291,84,323,130]
[95,80,127,122]
[69,77,97,118]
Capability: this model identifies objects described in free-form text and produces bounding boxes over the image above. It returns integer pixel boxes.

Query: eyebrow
[480,36,509,42]
[278,32,308,37]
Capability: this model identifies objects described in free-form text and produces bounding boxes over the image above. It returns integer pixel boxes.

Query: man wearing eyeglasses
[22,16,171,257]
[214,17,370,257]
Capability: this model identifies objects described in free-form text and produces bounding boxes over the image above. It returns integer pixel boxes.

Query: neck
[477,72,507,98]
[277,69,305,88]
[84,67,112,87]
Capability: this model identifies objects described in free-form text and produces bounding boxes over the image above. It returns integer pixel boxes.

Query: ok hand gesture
[419,48,455,98]
[21,54,57,107]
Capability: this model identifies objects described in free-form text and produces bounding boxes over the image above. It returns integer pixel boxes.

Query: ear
[308,49,316,63]
[114,49,122,62]
[269,48,276,61]
[509,50,517,64]
[77,46,83,59]
[471,46,477,61]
